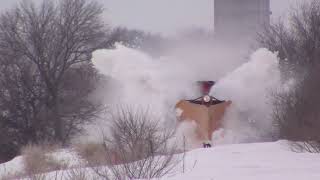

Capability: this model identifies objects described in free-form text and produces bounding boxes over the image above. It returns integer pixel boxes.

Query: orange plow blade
[175,100,232,145]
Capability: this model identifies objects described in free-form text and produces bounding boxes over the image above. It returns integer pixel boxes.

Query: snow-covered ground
[1,141,320,180]
[166,141,320,180]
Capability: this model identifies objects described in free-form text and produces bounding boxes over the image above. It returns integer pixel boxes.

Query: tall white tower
[214,0,271,41]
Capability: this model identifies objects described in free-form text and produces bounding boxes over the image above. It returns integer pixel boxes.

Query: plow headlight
[203,95,211,103]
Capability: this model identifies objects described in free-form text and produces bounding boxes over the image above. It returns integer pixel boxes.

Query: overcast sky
[0,0,307,35]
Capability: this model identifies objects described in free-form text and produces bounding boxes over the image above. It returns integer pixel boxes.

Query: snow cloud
[90,44,282,146]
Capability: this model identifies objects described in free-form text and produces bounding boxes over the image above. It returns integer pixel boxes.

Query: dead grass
[66,167,90,180]
[73,142,108,166]
[0,171,23,180]
[21,144,68,176]
[0,143,67,180]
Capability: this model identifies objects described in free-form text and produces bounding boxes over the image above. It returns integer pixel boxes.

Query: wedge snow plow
[175,81,231,148]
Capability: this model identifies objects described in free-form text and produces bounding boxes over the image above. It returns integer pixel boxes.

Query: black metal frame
[187,96,225,107]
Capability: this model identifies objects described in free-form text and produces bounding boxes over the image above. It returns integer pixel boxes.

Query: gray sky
[0,0,306,35]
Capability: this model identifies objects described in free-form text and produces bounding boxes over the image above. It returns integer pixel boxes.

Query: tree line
[259,0,320,152]
[0,0,167,162]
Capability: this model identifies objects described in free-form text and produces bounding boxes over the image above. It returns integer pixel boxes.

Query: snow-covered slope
[166,141,320,180]
[1,141,320,180]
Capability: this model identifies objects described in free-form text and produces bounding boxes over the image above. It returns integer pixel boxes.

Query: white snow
[175,108,183,117]
[87,44,202,143]
[2,141,320,180]
[92,43,199,115]
[165,141,320,180]
[90,45,284,146]
[0,156,24,178]
[211,48,282,143]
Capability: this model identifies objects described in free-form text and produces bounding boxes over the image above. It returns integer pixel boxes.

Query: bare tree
[259,0,320,152]
[0,0,106,160]
[0,54,48,161]
[91,106,181,179]
[102,27,169,57]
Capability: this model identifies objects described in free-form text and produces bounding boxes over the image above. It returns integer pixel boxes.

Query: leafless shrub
[91,106,181,179]
[290,141,320,153]
[26,170,65,180]
[272,69,320,153]
[259,0,320,152]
